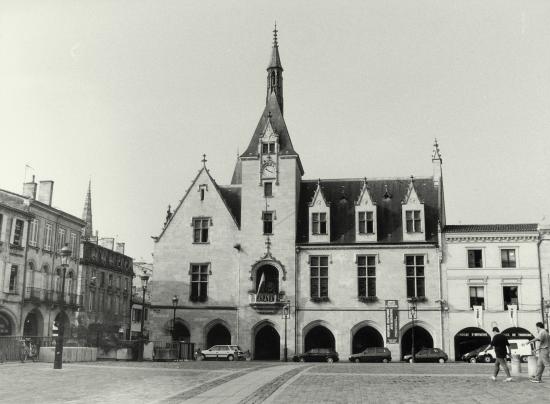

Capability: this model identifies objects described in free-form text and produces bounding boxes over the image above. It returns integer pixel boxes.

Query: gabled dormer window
[401,177,425,242]
[308,180,330,243]
[355,179,377,242]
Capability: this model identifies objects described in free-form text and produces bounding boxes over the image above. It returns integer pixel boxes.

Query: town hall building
[149,29,448,361]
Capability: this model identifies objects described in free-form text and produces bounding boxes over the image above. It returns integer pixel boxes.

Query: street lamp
[282,301,290,362]
[171,295,179,341]
[138,274,150,361]
[54,243,71,370]
[408,297,418,363]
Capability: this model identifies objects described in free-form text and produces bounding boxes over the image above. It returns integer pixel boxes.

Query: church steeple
[267,23,283,115]
[82,180,93,240]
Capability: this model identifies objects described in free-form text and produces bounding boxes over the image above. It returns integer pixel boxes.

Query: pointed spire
[82,180,93,240]
[202,154,207,168]
[268,22,283,69]
[432,138,442,161]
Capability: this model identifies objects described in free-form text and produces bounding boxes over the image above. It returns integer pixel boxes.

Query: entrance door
[255,325,280,360]
[304,325,335,352]
[401,326,433,359]
[454,327,490,360]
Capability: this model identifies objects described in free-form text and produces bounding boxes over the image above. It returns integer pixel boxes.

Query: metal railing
[249,292,281,304]
[0,336,90,362]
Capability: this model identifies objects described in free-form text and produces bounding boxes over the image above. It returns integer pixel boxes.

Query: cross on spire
[273,22,278,47]
[265,236,272,254]
[202,154,207,167]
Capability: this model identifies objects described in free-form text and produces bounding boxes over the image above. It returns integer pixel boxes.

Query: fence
[152,340,195,361]
[0,336,90,362]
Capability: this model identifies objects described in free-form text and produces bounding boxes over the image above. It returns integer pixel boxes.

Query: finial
[273,22,278,47]
[410,175,414,182]
[432,138,442,160]
[265,236,272,254]
[201,154,207,167]
[267,111,272,119]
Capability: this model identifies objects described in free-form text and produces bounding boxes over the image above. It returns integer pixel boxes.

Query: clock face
[262,160,276,178]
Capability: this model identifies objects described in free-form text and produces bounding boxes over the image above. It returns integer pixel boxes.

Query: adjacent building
[149,30,447,361]
[442,224,542,360]
[0,178,85,338]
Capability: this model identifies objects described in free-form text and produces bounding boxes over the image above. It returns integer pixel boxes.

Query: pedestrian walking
[524,322,550,383]
[490,327,512,382]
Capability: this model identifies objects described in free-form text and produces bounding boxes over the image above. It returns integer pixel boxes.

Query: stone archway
[206,323,231,348]
[0,312,15,336]
[23,310,44,337]
[172,319,191,342]
[502,327,534,340]
[454,327,490,360]
[304,325,335,352]
[254,324,280,360]
[351,325,384,354]
[401,326,433,359]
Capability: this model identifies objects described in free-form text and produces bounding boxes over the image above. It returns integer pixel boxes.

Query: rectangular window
[70,233,77,258]
[108,274,113,286]
[9,265,18,292]
[467,249,483,268]
[312,212,327,235]
[57,228,66,251]
[264,182,273,197]
[358,211,374,234]
[469,286,485,308]
[89,291,95,312]
[503,286,519,310]
[29,219,39,247]
[358,255,376,297]
[262,211,273,234]
[310,256,329,299]
[191,264,209,301]
[262,142,275,154]
[193,218,209,243]
[12,219,24,246]
[406,210,421,233]
[44,222,53,250]
[100,272,105,287]
[501,249,517,268]
[132,308,142,322]
[406,255,425,298]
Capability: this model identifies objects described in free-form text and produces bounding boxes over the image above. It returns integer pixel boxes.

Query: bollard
[527,355,538,378]
[511,354,521,376]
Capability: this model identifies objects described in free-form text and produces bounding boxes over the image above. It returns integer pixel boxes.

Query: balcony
[248,292,286,314]
[24,287,44,302]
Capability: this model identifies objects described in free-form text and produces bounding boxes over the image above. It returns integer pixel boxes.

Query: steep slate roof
[297,178,440,244]
[241,93,301,165]
[218,186,241,227]
[444,224,538,233]
[230,156,242,185]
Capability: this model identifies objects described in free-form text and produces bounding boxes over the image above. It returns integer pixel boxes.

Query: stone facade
[149,31,447,361]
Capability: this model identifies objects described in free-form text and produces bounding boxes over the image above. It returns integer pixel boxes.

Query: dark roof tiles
[444,224,538,233]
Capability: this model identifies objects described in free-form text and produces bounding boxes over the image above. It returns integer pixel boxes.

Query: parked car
[200,345,246,361]
[476,339,532,363]
[461,344,490,363]
[293,348,339,363]
[349,347,392,363]
[404,348,448,363]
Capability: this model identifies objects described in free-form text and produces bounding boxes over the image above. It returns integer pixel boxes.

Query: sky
[1,0,549,261]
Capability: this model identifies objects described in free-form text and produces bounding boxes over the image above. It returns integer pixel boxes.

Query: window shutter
[0,214,4,242]
[21,220,28,247]
[10,218,16,244]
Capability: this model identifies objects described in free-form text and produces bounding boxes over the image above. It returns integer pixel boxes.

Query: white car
[477,339,533,363]
[200,345,246,361]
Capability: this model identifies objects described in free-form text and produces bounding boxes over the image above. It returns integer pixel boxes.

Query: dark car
[461,344,490,363]
[404,348,448,363]
[349,347,392,363]
[293,348,339,363]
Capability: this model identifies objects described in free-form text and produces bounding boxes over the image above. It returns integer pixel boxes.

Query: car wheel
[299,357,305,362]
[327,357,334,363]
[469,357,477,364]
[354,358,360,363]
[520,356,528,363]
[227,354,234,361]
[483,355,493,363]
[409,358,413,364]
[438,358,445,364]
[382,358,388,363]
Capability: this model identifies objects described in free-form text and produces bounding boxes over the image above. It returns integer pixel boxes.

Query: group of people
[490,322,549,383]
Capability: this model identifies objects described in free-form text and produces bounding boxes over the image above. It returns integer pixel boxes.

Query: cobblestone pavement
[1,361,550,403]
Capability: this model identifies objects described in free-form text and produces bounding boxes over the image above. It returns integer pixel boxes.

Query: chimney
[37,180,54,205]
[115,242,125,255]
[22,175,37,199]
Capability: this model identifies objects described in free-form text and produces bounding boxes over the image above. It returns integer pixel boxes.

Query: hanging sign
[385,300,399,344]
[473,305,483,328]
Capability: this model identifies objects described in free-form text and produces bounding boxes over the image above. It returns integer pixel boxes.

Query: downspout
[19,216,32,334]
[437,222,444,352]
[537,236,545,325]
[294,246,299,354]
[235,243,241,344]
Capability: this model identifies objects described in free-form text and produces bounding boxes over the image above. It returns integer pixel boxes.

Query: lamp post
[408,297,418,363]
[171,295,179,340]
[138,274,149,361]
[54,243,71,370]
[282,301,290,362]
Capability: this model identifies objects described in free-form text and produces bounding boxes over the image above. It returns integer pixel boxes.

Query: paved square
[1,361,549,403]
